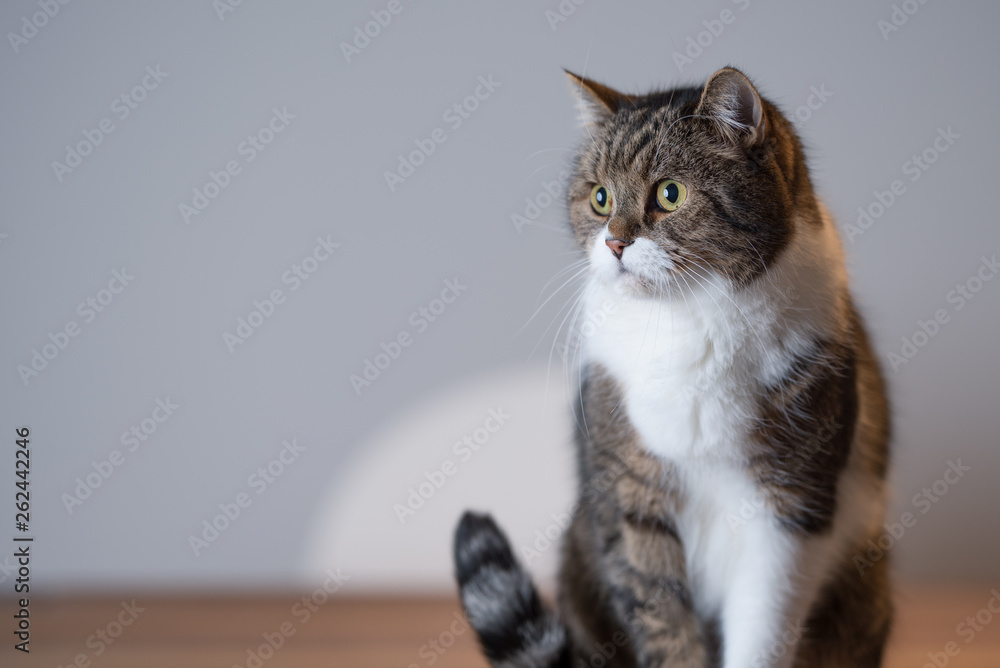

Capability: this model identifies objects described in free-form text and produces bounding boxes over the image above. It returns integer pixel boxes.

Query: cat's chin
[595,267,667,300]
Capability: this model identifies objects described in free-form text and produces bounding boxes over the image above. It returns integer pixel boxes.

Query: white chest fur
[582,278,782,462]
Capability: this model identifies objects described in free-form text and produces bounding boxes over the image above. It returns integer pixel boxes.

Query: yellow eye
[590,184,613,216]
[655,179,687,212]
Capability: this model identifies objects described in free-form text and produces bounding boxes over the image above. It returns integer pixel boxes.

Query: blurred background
[1,0,998,608]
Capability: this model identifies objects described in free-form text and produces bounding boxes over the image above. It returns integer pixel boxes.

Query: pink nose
[605,238,632,260]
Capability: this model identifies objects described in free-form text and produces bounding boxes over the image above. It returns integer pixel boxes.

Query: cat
[452,66,892,668]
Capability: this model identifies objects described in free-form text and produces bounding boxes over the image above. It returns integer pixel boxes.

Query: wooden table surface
[7,584,1000,667]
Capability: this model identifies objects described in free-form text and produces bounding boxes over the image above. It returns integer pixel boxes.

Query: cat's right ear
[564,70,628,129]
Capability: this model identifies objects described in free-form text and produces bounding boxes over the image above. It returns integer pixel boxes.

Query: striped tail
[453,511,572,668]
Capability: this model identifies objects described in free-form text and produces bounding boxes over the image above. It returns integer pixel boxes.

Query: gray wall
[1,0,997,593]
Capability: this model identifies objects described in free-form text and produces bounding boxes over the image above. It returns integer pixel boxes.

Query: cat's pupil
[596,188,607,205]
[662,182,679,203]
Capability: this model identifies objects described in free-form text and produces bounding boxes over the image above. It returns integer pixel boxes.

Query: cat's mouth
[611,265,664,296]
[593,258,671,298]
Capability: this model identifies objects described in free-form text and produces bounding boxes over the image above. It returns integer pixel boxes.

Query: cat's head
[565,67,817,297]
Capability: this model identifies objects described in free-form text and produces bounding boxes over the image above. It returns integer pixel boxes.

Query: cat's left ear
[696,67,767,148]
[564,70,630,129]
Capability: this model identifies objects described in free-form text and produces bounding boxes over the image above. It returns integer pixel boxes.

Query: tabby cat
[453,66,892,668]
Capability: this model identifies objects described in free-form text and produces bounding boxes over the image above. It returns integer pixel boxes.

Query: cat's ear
[564,70,629,128]
[696,67,767,148]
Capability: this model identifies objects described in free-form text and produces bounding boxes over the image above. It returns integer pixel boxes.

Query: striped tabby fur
[454,66,892,668]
